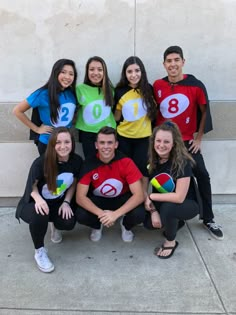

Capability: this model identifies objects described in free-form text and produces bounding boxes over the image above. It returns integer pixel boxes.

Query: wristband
[63,200,70,205]
[150,209,156,214]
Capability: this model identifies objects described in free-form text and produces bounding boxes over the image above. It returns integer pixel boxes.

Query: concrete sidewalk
[0,205,235,315]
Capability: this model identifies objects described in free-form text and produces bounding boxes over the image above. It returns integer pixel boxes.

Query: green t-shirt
[75,84,116,132]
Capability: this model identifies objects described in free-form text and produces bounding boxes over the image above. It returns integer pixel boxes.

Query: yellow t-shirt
[115,87,152,138]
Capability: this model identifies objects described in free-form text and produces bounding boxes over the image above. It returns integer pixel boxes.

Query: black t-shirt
[31,154,82,202]
[15,153,83,219]
[149,159,196,201]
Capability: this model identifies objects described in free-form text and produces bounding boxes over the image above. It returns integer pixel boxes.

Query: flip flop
[154,241,179,259]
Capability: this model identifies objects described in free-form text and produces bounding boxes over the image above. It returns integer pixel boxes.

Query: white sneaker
[120,218,134,242]
[90,225,103,242]
[51,228,62,244]
[34,247,54,273]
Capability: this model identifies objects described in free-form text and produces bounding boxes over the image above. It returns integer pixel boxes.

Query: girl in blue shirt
[13,59,78,155]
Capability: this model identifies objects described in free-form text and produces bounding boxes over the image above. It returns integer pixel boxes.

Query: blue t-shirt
[27,89,76,144]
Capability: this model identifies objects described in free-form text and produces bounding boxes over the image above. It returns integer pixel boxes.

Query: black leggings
[79,130,97,158]
[37,141,47,156]
[117,134,149,176]
[144,199,199,241]
[76,193,145,230]
[19,201,76,249]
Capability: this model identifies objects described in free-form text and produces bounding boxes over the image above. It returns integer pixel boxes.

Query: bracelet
[63,200,70,205]
[150,209,156,214]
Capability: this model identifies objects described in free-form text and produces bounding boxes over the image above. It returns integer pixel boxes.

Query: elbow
[176,196,186,204]
[76,193,85,207]
[75,191,81,205]
[76,194,80,206]
[12,106,17,116]
[12,105,21,117]
[138,191,145,204]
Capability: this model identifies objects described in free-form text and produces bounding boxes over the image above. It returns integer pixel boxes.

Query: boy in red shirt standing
[153,46,223,240]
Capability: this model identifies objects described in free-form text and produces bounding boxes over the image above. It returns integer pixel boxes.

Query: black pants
[184,141,213,221]
[117,134,149,176]
[19,200,76,249]
[144,199,199,241]
[79,130,97,158]
[76,193,145,230]
[37,141,47,156]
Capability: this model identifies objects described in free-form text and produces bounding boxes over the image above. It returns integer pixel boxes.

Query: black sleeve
[72,154,84,179]
[177,160,193,179]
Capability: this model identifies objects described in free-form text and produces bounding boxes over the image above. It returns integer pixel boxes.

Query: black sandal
[154,241,179,259]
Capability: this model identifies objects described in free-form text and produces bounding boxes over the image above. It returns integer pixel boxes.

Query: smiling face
[125,63,141,88]
[163,53,185,82]
[154,129,174,160]
[88,60,104,86]
[58,65,75,89]
[95,133,118,163]
[55,132,72,162]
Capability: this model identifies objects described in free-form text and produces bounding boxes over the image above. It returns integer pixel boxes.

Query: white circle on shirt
[160,93,189,118]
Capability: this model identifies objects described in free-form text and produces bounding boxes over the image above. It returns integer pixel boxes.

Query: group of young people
[13,45,223,273]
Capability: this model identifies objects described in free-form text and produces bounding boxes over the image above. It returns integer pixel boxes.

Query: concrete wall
[1,0,236,101]
[0,0,236,202]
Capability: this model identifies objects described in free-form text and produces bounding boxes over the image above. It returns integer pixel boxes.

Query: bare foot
[151,211,162,228]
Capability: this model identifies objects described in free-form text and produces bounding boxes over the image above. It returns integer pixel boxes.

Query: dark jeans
[79,130,97,158]
[117,134,149,176]
[144,199,199,241]
[76,193,145,230]
[19,200,76,249]
[184,141,213,221]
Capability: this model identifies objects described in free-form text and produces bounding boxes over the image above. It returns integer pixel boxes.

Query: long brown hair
[116,56,157,120]
[148,121,195,178]
[84,56,114,107]
[44,127,75,192]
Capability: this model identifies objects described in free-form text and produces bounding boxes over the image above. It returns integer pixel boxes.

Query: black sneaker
[203,220,224,240]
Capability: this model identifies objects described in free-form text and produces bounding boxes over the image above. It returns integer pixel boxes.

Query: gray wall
[0,0,235,201]
[1,0,236,101]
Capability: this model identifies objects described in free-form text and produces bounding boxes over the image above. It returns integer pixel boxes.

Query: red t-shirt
[153,75,207,140]
[79,156,142,198]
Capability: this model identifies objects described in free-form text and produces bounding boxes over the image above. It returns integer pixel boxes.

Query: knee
[54,217,76,231]
[143,212,155,230]
[160,203,175,217]
[75,207,91,223]
[63,218,76,231]
[32,213,49,225]
[128,206,145,223]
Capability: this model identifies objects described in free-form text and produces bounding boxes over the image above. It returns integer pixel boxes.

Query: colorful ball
[150,173,175,193]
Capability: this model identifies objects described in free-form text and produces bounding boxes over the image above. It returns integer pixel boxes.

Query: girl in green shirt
[75,56,116,157]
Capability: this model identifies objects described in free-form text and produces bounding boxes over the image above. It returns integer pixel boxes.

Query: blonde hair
[148,121,195,178]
